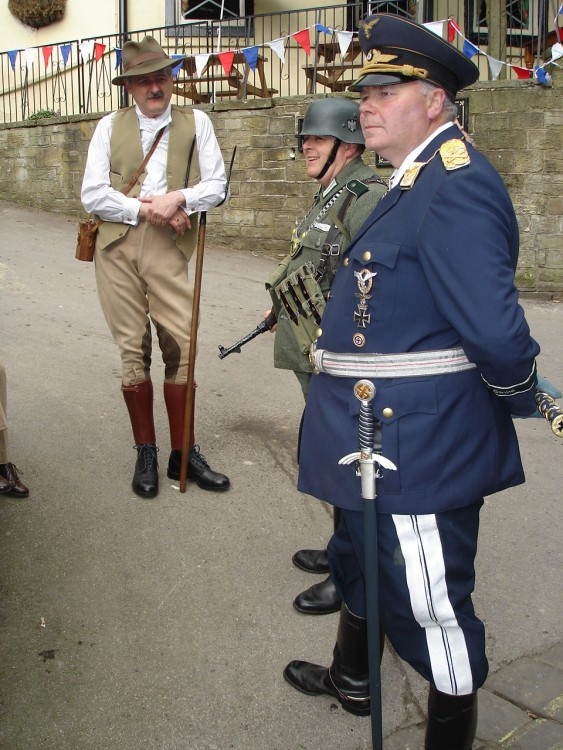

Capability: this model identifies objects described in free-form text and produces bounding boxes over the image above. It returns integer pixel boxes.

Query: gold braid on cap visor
[356,59,430,81]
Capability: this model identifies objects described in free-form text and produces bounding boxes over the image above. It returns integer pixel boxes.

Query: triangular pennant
[552,42,563,61]
[8,50,19,71]
[336,30,354,57]
[24,48,36,70]
[448,19,461,42]
[42,45,53,67]
[267,38,286,64]
[60,44,72,66]
[486,55,504,80]
[94,42,106,63]
[114,47,122,69]
[242,45,259,71]
[512,65,532,79]
[424,21,444,38]
[195,53,211,77]
[462,39,480,59]
[316,23,332,35]
[292,28,311,56]
[171,54,184,79]
[79,40,94,63]
[217,50,235,76]
[534,66,550,85]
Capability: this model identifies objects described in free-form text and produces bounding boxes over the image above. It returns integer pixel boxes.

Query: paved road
[1,202,562,749]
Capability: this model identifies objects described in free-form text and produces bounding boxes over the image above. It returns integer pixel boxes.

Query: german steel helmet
[299,98,364,145]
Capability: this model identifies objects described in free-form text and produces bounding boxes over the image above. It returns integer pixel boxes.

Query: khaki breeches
[0,363,8,463]
[94,222,195,386]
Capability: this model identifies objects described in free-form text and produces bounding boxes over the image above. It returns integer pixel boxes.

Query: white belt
[311,345,476,378]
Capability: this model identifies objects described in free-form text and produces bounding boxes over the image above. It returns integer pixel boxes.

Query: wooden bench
[304,39,363,93]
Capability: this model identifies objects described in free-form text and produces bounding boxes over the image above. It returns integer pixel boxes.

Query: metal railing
[0,1,558,125]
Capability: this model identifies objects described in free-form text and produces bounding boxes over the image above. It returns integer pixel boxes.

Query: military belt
[310,345,476,378]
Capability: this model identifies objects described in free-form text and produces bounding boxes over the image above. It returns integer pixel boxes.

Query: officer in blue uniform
[283,14,541,749]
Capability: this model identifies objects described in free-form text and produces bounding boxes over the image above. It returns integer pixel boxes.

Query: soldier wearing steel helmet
[265,97,386,617]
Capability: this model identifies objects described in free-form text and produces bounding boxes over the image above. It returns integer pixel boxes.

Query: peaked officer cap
[112,36,185,85]
[349,14,479,100]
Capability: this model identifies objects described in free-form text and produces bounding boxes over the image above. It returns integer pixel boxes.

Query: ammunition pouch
[272,262,326,354]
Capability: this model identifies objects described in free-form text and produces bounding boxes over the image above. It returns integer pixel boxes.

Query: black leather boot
[425,686,478,750]
[167,447,230,491]
[122,380,158,499]
[283,605,370,716]
[293,575,342,615]
[292,549,330,573]
[132,444,159,498]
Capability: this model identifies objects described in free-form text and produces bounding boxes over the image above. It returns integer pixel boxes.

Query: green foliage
[28,109,58,121]
[8,0,66,29]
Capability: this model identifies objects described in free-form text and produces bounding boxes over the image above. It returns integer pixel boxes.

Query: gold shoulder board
[440,139,470,171]
[400,161,426,189]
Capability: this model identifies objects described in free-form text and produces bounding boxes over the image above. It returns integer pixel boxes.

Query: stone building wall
[0,74,561,297]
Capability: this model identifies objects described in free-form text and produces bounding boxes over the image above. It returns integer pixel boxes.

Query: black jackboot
[122,380,158,498]
[283,604,370,716]
[425,686,478,750]
[293,575,342,615]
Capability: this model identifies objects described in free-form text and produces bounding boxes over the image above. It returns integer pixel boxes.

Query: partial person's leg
[0,362,29,498]
[94,225,158,497]
[378,505,485,750]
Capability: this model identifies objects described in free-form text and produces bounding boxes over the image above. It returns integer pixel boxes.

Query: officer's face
[125,69,174,118]
[359,81,444,167]
[301,135,347,187]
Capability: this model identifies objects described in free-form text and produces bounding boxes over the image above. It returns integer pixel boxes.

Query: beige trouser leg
[0,363,9,463]
[94,222,194,386]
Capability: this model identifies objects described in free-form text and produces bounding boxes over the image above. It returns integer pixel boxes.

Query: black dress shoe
[132,444,158,498]
[0,463,29,498]
[167,447,230,491]
[292,548,330,574]
[283,660,370,717]
[293,575,342,615]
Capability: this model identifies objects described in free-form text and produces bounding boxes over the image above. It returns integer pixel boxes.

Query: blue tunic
[297,125,540,516]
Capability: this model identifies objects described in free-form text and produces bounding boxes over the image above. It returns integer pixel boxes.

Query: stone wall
[0,75,561,298]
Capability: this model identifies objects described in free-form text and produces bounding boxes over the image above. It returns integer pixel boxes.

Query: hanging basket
[8,0,67,28]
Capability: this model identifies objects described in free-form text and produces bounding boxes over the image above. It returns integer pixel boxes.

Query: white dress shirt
[388,122,456,191]
[81,104,227,225]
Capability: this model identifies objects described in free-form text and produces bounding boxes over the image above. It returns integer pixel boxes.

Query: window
[465,0,544,44]
[173,0,254,36]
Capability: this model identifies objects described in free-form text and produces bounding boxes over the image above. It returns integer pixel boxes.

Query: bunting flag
[60,44,72,66]
[267,37,286,64]
[316,23,332,35]
[513,65,532,79]
[242,45,259,71]
[552,42,563,60]
[292,28,311,55]
[8,50,18,71]
[486,55,504,80]
[94,42,106,63]
[42,45,53,67]
[425,21,445,38]
[448,19,461,42]
[462,39,480,59]
[534,66,550,85]
[217,50,235,76]
[336,30,354,56]
[79,40,94,63]
[114,47,122,69]
[24,48,35,70]
[194,53,211,77]
[171,54,184,78]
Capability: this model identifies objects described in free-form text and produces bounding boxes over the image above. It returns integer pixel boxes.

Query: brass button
[315,327,322,339]
[362,250,371,262]
[382,407,394,418]
[343,257,350,267]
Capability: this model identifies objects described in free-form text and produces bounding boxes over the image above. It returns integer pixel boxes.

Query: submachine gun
[218,310,277,360]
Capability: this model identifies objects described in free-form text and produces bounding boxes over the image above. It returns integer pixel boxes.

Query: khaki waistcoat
[97,105,201,260]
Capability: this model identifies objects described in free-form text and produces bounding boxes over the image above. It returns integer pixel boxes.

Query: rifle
[218,310,277,359]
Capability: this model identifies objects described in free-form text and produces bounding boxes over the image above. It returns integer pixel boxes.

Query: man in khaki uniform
[81,37,229,499]
[266,98,386,615]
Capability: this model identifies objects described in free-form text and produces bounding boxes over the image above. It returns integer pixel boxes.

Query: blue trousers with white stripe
[327,502,488,695]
